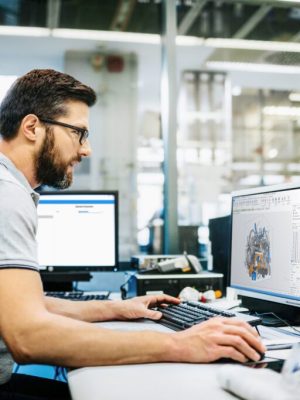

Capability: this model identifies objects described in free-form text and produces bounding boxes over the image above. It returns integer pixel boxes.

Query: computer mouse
[217,351,265,364]
[245,351,265,364]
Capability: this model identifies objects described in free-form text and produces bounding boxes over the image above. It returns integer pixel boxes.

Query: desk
[68,362,235,400]
[68,321,238,400]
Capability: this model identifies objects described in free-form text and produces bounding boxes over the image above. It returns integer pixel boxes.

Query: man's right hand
[172,317,266,363]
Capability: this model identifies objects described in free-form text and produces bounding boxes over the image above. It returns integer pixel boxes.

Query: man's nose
[79,139,92,157]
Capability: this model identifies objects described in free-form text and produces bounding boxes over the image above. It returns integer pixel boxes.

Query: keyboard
[45,291,110,301]
[156,301,262,331]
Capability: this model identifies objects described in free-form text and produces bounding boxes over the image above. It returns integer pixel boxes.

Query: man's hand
[173,317,266,363]
[112,294,180,321]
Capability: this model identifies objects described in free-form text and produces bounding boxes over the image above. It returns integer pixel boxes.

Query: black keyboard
[156,301,262,331]
[45,291,110,301]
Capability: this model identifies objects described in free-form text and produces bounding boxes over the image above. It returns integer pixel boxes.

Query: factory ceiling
[0,0,300,43]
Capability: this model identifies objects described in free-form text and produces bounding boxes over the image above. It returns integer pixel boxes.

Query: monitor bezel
[37,190,119,272]
[229,182,300,309]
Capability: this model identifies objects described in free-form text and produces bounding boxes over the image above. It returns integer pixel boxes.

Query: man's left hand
[113,294,180,321]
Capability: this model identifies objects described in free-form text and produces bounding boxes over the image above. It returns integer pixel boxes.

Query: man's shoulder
[0,167,33,212]
[0,162,21,185]
[0,163,29,194]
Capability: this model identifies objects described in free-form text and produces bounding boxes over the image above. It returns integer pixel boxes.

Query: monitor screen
[230,184,300,309]
[36,191,118,271]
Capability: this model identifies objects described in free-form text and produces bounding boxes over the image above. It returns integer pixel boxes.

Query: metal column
[161,0,178,254]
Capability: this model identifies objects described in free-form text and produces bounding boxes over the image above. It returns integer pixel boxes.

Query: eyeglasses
[39,118,89,145]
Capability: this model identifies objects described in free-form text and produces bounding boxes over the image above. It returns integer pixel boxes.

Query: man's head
[0,69,96,189]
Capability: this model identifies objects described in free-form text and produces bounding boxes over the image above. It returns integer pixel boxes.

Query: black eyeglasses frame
[39,118,89,145]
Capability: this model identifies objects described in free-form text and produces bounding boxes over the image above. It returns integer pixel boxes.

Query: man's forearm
[44,297,128,322]
[10,311,177,366]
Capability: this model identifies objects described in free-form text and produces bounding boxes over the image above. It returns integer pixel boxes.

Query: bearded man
[0,69,264,400]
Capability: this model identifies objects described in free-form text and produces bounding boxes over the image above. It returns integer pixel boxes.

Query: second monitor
[230,183,300,324]
[36,191,118,272]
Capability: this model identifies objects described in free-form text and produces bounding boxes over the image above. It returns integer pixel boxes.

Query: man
[0,69,265,399]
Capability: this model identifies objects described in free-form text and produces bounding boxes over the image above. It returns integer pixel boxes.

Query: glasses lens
[79,130,89,145]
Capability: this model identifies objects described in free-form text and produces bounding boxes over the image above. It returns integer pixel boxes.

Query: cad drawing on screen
[245,223,271,281]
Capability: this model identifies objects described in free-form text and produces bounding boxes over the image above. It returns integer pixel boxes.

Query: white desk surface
[68,321,241,400]
[68,362,236,400]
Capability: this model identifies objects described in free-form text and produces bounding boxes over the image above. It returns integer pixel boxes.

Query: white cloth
[217,365,298,400]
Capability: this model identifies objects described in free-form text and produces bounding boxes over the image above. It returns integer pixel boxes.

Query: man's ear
[20,114,40,142]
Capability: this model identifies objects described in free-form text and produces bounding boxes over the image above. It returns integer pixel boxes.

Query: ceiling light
[277,0,300,3]
[52,29,160,44]
[263,106,300,117]
[267,148,278,159]
[206,61,300,74]
[232,86,242,96]
[205,38,300,53]
[289,92,300,102]
[176,36,204,46]
[53,30,204,46]
[0,24,299,55]
[0,26,50,37]
[185,111,222,122]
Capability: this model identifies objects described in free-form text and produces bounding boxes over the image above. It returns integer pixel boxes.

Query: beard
[34,127,80,189]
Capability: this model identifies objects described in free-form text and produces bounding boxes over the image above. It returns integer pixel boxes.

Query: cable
[264,355,284,360]
[255,311,300,336]
[72,281,84,293]
[120,272,134,299]
[53,366,68,382]
[13,364,20,373]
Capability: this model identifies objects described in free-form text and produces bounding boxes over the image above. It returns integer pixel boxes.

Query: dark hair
[0,69,97,140]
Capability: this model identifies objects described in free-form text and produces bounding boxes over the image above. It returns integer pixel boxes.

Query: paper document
[274,326,300,337]
[258,325,300,359]
[258,325,300,341]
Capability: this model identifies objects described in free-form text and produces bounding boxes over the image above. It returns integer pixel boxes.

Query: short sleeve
[0,179,39,271]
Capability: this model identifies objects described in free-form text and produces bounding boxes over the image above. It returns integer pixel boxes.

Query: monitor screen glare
[36,192,118,270]
[231,185,300,308]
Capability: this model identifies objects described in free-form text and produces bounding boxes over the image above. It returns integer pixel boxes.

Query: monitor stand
[40,271,92,292]
[241,296,300,327]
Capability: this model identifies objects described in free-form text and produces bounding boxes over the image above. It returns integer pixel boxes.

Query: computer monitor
[208,215,231,290]
[36,191,118,272]
[178,225,199,256]
[230,183,300,323]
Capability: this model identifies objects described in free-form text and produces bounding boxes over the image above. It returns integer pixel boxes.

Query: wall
[1,35,300,254]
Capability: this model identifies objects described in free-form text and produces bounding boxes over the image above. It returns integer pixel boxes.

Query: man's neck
[0,140,39,188]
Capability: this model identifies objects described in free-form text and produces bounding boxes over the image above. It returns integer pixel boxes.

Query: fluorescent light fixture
[232,86,242,96]
[52,28,160,44]
[176,35,204,46]
[206,61,300,74]
[289,92,300,102]
[278,0,300,2]
[53,29,204,46]
[0,26,50,37]
[263,106,300,117]
[267,148,278,159]
[205,38,300,53]
[185,111,223,122]
[0,24,298,55]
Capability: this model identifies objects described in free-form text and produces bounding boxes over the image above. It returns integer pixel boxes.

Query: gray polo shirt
[0,152,40,384]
